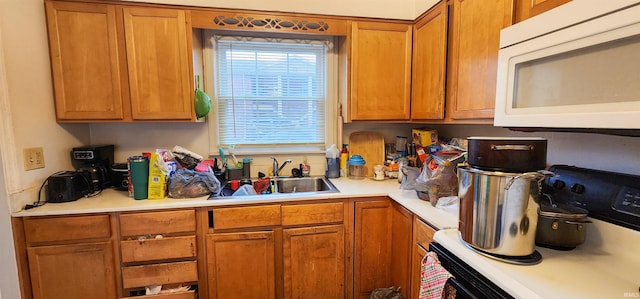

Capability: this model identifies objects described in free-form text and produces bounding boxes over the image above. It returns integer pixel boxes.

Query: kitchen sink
[217,176,339,198]
[274,176,339,194]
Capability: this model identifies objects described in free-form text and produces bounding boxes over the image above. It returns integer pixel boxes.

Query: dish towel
[419,251,454,299]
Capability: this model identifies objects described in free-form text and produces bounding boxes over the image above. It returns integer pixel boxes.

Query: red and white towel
[419,251,454,299]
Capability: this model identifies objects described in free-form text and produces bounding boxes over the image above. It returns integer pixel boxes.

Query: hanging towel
[419,251,454,299]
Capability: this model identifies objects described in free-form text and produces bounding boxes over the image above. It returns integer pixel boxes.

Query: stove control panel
[544,165,640,231]
[614,186,640,217]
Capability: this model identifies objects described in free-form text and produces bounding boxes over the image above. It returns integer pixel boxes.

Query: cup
[374,165,385,180]
[128,156,149,200]
[230,179,240,191]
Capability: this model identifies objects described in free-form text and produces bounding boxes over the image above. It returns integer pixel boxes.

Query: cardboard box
[412,128,438,146]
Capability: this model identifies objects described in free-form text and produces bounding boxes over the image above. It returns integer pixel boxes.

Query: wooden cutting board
[349,131,385,177]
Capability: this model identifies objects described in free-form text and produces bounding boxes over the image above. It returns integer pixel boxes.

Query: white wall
[0,0,91,212]
[0,150,21,299]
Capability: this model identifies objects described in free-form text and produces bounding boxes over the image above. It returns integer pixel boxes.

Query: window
[204,33,337,154]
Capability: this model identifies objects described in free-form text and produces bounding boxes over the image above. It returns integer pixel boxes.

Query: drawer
[212,205,281,229]
[414,217,436,249]
[282,202,344,226]
[120,235,196,263]
[121,261,198,289]
[120,210,196,237]
[24,215,110,244]
[121,290,196,299]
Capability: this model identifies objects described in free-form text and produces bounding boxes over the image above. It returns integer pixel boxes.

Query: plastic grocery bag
[415,156,458,206]
[370,286,404,299]
[168,168,221,198]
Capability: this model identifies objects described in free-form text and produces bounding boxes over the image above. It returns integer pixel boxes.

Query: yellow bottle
[340,144,349,177]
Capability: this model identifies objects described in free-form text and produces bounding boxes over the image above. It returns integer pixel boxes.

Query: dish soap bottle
[340,144,349,177]
[325,144,340,178]
[302,158,311,177]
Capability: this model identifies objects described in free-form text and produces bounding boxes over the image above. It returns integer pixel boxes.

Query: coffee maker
[71,145,114,191]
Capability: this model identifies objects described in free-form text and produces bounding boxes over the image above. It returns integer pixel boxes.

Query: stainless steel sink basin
[215,176,339,198]
[274,176,339,194]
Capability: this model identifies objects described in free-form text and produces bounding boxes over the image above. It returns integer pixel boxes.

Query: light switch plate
[23,147,45,170]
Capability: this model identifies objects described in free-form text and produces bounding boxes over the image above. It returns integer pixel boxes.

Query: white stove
[432,165,640,299]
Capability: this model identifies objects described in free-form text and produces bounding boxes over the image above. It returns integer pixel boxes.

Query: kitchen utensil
[467,137,547,173]
[218,147,228,167]
[194,75,211,119]
[458,166,545,256]
[536,198,591,250]
[349,131,385,177]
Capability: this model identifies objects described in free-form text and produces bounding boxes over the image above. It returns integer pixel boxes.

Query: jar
[347,155,367,180]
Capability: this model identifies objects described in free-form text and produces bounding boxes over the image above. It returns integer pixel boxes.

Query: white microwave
[494,0,640,129]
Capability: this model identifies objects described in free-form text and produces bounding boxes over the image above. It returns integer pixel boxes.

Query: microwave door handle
[445,277,478,299]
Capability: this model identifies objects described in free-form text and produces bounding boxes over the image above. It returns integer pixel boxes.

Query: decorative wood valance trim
[191,9,349,36]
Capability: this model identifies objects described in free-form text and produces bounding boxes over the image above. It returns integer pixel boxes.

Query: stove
[432,165,640,298]
[465,244,542,265]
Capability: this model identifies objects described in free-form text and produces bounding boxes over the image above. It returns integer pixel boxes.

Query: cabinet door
[410,244,428,299]
[515,0,571,22]
[207,231,276,299]
[27,242,117,299]
[45,1,126,121]
[411,2,448,120]
[350,21,412,121]
[447,0,514,119]
[353,199,393,299]
[283,225,345,299]
[410,217,436,299]
[123,7,194,120]
[390,203,413,299]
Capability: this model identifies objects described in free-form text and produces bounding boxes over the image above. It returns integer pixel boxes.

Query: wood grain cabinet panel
[211,205,281,229]
[353,199,393,299]
[120,235,197,263]
[207,231,276,299]
[411,2,448,120]
[282,202,343,226]
[45,1,126,121]
[121,290,196,299]
[409,217,436,299]
[447,0,514,119]
[24,214,111,244]
[123,7,194,120]
[515,0,571,22]
[120,209,196,237]
[349,21,412,121]
[27,242,117,299]
[283,225,345,299]
[121,260,198,289]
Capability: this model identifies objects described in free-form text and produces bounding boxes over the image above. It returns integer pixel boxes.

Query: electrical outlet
[23,147,45,170]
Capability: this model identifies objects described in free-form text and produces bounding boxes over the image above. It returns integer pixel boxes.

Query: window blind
[214,36,327,147]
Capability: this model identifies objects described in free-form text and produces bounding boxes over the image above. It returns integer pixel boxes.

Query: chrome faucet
[271,156,292,177]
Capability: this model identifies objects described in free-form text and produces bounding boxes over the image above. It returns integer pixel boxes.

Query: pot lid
[539,201,589,219]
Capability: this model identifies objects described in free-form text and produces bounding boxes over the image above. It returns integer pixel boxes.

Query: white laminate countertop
[435,222,640,299]
[11,177,458,229]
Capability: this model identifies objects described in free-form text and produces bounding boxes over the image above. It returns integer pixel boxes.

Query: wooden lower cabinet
[409,217,437,299]
[283,225,345,299]
[353,198,412,299]
[27,241,117,299]
[207,231,276,299]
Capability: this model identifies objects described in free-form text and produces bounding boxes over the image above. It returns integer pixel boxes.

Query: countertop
[12,177,458,229]
[12,176,639,299]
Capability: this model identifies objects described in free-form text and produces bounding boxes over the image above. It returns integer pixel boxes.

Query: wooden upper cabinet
[45,1,126,121]
[447,0,514,119]
[411,2,448,120]
[515,0,571,23]
[350,21,412,121]
[123,7,194,120]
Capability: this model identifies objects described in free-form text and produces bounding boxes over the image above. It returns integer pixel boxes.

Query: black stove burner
[464,243,543,265]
